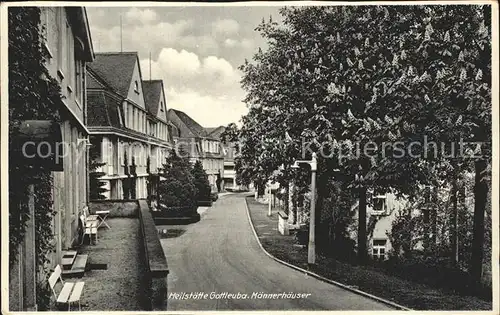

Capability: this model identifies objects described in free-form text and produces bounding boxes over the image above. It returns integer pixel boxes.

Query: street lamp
[291,152,318,266]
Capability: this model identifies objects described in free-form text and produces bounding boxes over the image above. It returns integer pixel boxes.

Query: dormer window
[134,81,139,94]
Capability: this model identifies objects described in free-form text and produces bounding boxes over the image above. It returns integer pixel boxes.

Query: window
[372,195,386,214]
[134,81,139,93]
[65,20,73,92]
[372,239,387,260]
[160,101,164,112]
[56,8,64,79]
[74,58,82,105]
[117,105,124,126]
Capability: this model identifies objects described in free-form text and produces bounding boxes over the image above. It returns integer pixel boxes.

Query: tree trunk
[470,159,487,282]
[431,186,438,247]
[450,178,459,265]
[358,187,367,265]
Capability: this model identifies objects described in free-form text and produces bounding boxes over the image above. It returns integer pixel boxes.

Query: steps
[61,251,88,279]
[61,251,77,270]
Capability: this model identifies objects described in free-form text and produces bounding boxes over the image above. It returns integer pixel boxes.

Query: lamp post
[268,186,272,216]
[291,152,317,265]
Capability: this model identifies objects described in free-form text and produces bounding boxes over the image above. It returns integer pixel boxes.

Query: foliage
[9,6,63,306]
[191,160,211,201]
[122,151,131,199]
[219,123,239,145]
[89,146,108,200]
[158,148,196,208]
[237,5,491,275]
[36,280,52,310]
[130,157,137,199]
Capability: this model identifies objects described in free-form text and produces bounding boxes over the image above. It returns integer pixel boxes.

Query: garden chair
[49,265,85,311]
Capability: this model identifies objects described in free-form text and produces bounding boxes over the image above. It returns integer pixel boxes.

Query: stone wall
[137,200,169,310]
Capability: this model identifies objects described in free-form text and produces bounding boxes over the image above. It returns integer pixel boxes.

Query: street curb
[244,197,412,311]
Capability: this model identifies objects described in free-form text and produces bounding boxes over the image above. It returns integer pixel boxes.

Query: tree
[220,123,239,145]
[191,160,211,202]
[158,148,196,208]
[122,151,131,200]
[89,155,108,200]
[238,5,491,272]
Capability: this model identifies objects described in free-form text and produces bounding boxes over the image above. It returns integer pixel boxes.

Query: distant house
[9,7,95,311]
[348,178,475,261]
[86,52,172,200]
[167,109,224,192]
[205,126,245,191]
[349,193,407,261]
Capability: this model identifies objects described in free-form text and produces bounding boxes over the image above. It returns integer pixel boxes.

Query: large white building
[86,52,172,200]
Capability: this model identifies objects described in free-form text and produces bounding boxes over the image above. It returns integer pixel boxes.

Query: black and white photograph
[1,1,498,313]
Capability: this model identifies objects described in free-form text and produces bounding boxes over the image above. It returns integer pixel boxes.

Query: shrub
[158,148,196,208]
[89,146,108,200]
[191,160,211,202]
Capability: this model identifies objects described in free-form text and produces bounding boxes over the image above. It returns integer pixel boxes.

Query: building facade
[9,7,95,311]
[86,52,172,200]
[41,5,95,263]
[167,109,224,192]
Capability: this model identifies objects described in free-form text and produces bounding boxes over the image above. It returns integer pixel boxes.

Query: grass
[59,218,146,311]
[246,196,492,311]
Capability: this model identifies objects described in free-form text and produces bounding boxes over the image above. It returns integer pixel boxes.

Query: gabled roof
[205,126,226,139]
[142,80,162,116]
[168,109,213,139]
[86,67,111,90]
[87,90,122,128]
[87,52,138,98]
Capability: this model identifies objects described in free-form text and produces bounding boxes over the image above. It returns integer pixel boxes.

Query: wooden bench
[49,265,85,311]
[85,221,98,244]
[62,254,88,278]
[84,206,99,222]
[80,215,98,245]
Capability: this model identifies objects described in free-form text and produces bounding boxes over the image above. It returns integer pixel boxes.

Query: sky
[87,5,283,128]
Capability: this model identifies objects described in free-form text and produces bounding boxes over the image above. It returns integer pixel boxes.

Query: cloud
[156,48,202,76]
[223,38,254,49]
[140,48,241,96]
[125,7,158,24]
[212,19,240,36]
[166,88,248,127]
[89,19,194,54]
[139,48,246,126]
[178,35,219,56]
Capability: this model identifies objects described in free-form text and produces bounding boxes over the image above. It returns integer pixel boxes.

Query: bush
[158,149,196,209]
[295,225,309,245]
[191,160,211,202]
[89,144,108,200]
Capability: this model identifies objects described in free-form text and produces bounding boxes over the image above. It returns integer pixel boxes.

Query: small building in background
[167,109,224,192]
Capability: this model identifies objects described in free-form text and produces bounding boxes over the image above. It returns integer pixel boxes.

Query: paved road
[159,193,393,311]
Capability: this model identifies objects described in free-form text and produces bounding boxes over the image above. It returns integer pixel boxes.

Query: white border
[1,1,498,315]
